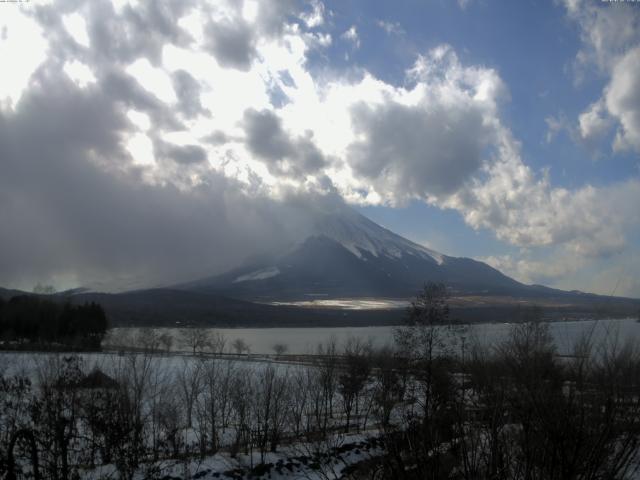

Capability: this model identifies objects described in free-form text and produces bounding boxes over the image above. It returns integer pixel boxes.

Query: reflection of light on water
[269,298,409,310]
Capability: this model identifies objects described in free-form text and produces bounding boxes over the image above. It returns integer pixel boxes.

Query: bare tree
[229,368,253,458]
[34,355,85,480]
[252,365,291,462]
[371,346,405,430]
[107,350,158,479]
[338,337,371,433]
[180,328,210,355]
[137,329,162,353]
[289,368,311,437]
[176,358,203,430]
[386,283,461,479]
[206,330,227,355]
[312,337,339,437]
[196,357,235,454]
[158,331,173,352]
[272,343,288,357]
[231,338,250,356]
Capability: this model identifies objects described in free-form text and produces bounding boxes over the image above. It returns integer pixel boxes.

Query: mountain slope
[181,208,540,300]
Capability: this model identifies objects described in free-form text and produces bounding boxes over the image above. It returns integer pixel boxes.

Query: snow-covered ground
[80,433,382,480]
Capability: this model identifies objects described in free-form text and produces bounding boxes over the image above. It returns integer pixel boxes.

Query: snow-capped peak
[310,208,445,265]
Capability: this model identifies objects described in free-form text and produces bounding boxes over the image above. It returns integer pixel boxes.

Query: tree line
[2,283,640,479]
[0,295,108,350]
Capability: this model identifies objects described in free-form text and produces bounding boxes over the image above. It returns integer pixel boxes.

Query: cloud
[447,146,640,257]
[300,0,325,28]
[577,99,613,147]
[0,0,335,291]
[0,71,337,291]
[243,108,329,178]
[607,46,640,152]
[0,70,285,290]
[0,6,47,108]
[563,0,640,154]
[563,0,639,73]
[1,0,638,295]
[481,252,585,287]
[154,140,208,164]
[205,17,256,71]
[482,250,640,298]
[171,69,208,118]
[244,109,292,161]
[376,20,405,36]
[341,26,360,49]
[348,99,489,200]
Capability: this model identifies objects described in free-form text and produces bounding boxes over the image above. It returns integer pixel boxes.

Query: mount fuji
[4,208,638,327]
[180,208,547,301]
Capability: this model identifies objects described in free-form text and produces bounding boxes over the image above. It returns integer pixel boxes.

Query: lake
[104,317,640,355]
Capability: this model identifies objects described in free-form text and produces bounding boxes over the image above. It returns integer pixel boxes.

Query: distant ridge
[1,285,638,328]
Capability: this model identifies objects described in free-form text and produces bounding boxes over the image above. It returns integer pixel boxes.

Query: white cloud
[126,58,178,104]
[62,12,90,48]
[447,141,640,257]
[63,60,97,88]
[301,0,325,28]
[341,26,360,49]
[0,6,47,109]
[607,46,640,152]
[482,250,640,298]
[481,252,585,287]
[125,132,156,167]
[578,99,612,145]
[564,0,639,73]
[564,0,640,154]
[545,113,576,144]
[376,20,404,36]
[242,0,259,23]
[126,109,151,131]
[457,0,473,11]
[111,0,140,13]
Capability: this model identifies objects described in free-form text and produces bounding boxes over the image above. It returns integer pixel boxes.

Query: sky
[0,0,639,296]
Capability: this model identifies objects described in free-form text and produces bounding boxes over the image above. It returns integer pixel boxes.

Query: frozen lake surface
[106,317,639,355]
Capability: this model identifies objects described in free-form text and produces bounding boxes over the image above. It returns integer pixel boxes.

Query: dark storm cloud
[87,0,193,66]
[202,0,299,72]
[154,139,208,164]
[205,18,256,71]
[202,130,231,145]
[243,108,329,178]
[101,69,185,131]
[0,68,324,291]
[244,109,293,160]
[256,0,298,36]
[172,69,208,118]
[27,0,190,132]
[31,0,194,68]
[347,100,490,200]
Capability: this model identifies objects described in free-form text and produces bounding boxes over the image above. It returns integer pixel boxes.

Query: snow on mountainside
[179,207,534,300]
[233,267,280,283]
[312,208,445,264]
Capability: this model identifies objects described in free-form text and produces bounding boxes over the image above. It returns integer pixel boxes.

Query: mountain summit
[181,208,528,300]
[4,208,637,327]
